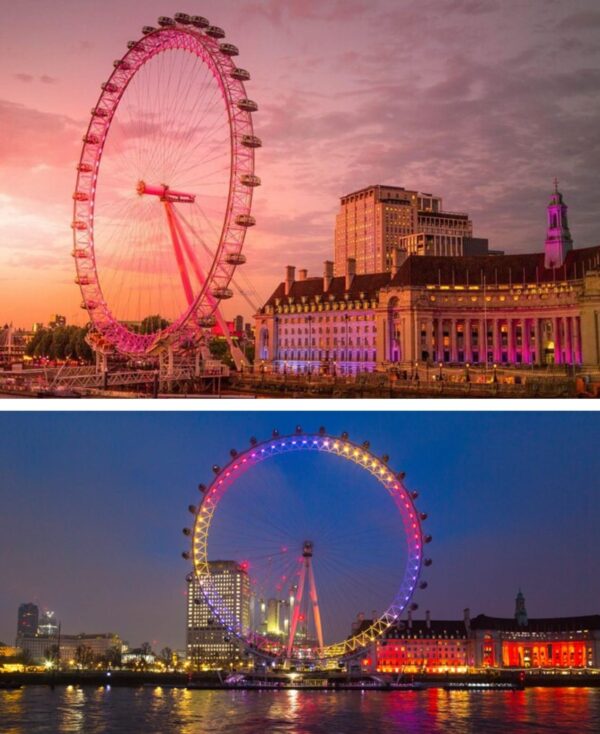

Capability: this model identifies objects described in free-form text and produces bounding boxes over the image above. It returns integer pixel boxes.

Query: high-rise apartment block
[333,184,488,276]
[186,561,251,670]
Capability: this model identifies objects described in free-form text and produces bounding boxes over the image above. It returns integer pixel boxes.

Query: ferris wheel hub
[302,540,314,557]
[136,180,196,204]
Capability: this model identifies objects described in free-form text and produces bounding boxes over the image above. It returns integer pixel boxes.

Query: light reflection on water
[0,687,599,734]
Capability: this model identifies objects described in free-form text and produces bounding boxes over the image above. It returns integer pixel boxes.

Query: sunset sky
[1,0,600,327]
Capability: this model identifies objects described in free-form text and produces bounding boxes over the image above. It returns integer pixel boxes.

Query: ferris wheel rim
[188,430,427,663]
[72,22,257,356]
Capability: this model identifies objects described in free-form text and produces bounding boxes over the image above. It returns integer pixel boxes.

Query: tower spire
[544,180,573,269]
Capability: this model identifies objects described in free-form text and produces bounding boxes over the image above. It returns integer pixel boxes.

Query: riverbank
[2,670,599,689]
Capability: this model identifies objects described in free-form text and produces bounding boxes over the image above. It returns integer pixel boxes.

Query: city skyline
[2,0,600,326]
[1,411,599,650]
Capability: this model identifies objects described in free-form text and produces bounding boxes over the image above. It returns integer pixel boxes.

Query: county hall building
[360,593,600,674]
[255,184,600,374]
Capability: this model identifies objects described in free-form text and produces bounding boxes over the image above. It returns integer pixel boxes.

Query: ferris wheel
[72,13,260,356]
[183,428,432,665]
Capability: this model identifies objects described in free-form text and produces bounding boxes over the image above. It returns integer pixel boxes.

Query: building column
[507,318,515,364]
[533,317,541,365]
[477,318,485,363]
[464,319,471,363]
[492,318,499,363]
[573,316,582,364]
[437,318,444,363]
[565,316,573,365]
[450,319,458,362]
[522,318,530,364]
[553,316,561,364]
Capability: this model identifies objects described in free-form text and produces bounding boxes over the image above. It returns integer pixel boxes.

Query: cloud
[14,73,34,83]
[559,10,600,30]
[0,100,81,168]
[39,75,57,85]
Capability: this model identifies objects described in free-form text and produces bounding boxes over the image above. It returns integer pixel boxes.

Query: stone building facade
[255,188,600,373]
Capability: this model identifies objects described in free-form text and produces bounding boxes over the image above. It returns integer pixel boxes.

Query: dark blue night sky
[0,411,598,650]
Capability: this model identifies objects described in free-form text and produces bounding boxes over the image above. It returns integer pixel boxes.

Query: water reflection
[0,687,599,734]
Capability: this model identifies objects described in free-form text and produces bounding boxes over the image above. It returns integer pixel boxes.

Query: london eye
[183,428,432,666]
[72,13,259,357]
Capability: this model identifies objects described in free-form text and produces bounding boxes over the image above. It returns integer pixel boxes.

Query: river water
[1,686,599,733]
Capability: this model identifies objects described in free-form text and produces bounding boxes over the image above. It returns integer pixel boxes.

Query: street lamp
[465,362,470,383]
[438,362,443,381]
[414,362,419,381]
[492,363,498,384]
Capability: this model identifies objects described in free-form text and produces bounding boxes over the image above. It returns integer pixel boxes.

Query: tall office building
[37,611,59,637]
[186,561,251,670]
[333,184,485,276]
[17,603,39,638]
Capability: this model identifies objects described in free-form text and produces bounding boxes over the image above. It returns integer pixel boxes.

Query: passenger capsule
[74,276,93,286]
[77,163,93,173]
[211,287,234,299]
[219,43,239,56]
[272,429,280,438]
[190,15,209,28]
[225,253,247,266]
[101,82,119,93]
[341,431,349,440]
[188,504,197,514]
[250,437,258,446]
[381,454,390,464]
[237,98,258,112]
[71,220,87,231]
[72,192,89,201]
[318,426,326,436]
[91,107,109,118]
[158,16,176,27]
[240,174,261,187]
[411,491,419,500]
[113,59,130,69]
[181,551,190,560]
[420,512,428,521]
[231,67,250,82]
[206,25,225,39]
[71,249,90,259]
[174,12,191,24]
[419,581,428,589]
[142,26,156,35]
[424,534,432,543]
[235,214,255,227]
[362,440,370,449]
[198,484,207,493]
[127,40,137,49]
[83,134,100,145]
[424,558,433,567]
[240,134,262,148]
[230,449,238,458]
[212,465,221,474]
[182,528,191,536]
[295,426,303,434]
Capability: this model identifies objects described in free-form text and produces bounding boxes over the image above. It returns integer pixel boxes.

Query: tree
[74,644,94,669]
[140,315,169,334]
[159,646,173,669]
[103,645,122,669]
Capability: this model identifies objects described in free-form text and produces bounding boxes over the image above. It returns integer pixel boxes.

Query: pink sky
[1,0,599,328]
